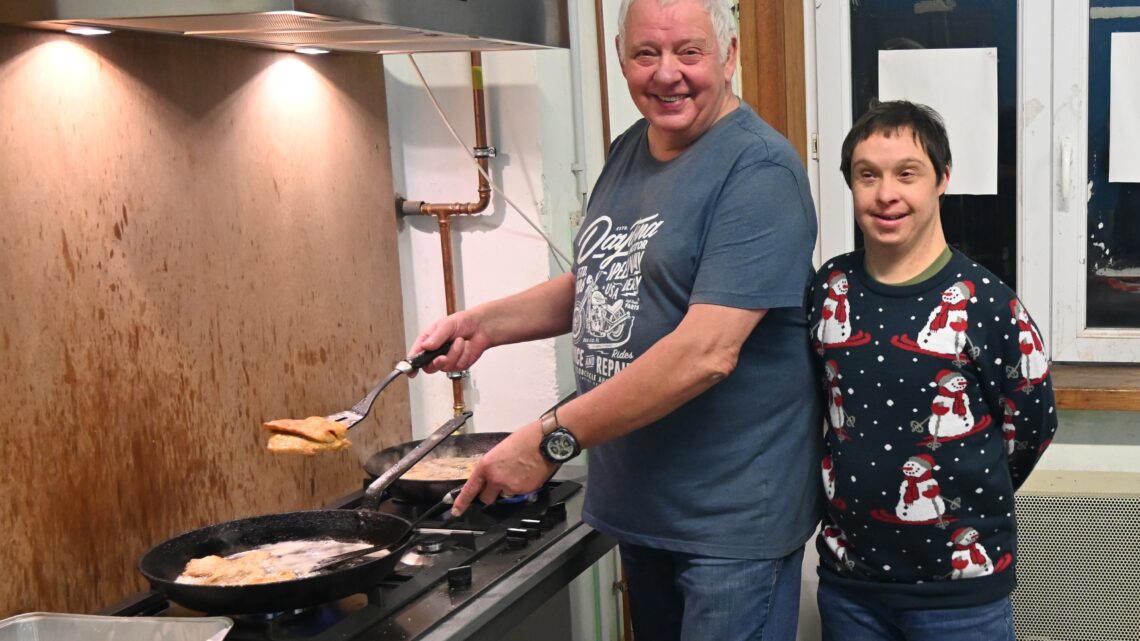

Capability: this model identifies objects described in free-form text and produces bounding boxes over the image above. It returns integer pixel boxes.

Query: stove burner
[416,535,448,554]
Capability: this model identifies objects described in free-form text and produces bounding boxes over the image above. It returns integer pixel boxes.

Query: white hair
[616,0,738,63]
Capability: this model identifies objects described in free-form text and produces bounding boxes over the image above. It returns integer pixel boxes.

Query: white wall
[385,48,575,437]
[384,2,623,639]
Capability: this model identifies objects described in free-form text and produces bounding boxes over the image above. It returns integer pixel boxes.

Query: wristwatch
[538,407,581,463]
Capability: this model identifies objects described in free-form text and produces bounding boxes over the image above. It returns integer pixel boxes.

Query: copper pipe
[407,51,493,415]
[594,0,613,155]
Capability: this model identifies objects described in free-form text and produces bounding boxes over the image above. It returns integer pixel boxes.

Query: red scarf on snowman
[933,385,968,416]
[1018,317,1043,351]
[930,298,967,330]
[903,469,934,504]
[825,287,848,322]
[954,539,987,565]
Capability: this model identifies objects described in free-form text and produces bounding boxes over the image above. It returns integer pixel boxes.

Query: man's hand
[450,422,558,516]
[408,311,493,375]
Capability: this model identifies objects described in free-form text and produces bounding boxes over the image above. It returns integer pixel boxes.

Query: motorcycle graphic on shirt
[572,213,663,386]
[572,274,633,349]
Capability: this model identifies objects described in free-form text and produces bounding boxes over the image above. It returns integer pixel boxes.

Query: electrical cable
[406,54,573,272]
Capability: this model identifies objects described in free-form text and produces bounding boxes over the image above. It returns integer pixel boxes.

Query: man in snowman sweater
[807,100,1058,641]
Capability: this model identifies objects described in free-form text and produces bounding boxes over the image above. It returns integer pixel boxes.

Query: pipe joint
[398,198,425,217]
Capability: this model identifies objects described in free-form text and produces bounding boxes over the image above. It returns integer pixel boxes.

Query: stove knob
[506,528,530,549]
[447,565,473,591]
[544,502,568,525]
[520,518,543,532]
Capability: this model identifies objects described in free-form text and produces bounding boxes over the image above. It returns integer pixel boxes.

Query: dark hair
[839,100,951,188]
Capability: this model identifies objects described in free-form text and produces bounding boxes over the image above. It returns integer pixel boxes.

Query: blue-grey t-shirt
[572,103,823,559]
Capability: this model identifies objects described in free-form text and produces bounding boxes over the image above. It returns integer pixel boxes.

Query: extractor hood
[0,0,569,54]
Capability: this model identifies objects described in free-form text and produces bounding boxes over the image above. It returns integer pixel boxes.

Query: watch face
[543,430,578,462]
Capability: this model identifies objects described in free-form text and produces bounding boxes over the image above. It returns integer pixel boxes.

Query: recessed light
[65,26,112,36]
[295,47,330,55]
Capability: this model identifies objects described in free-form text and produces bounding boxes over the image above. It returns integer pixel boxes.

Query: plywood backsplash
[0,27,410,614]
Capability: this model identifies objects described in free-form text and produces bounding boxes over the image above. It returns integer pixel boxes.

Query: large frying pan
[138,509,413,614]
[139,413,475,614]
[363,432,509,503]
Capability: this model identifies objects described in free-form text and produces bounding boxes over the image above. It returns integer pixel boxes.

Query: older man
[409,1,821,638]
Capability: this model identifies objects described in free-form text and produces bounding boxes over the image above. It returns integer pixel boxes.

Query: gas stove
[102,468,615,641]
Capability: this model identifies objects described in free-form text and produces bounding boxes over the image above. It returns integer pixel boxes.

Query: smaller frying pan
[364,432,509,503]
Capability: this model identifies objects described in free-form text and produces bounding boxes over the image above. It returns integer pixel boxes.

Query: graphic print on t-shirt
[572,213,663,386]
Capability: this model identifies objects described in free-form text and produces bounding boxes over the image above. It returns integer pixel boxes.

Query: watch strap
[539,407,561,436]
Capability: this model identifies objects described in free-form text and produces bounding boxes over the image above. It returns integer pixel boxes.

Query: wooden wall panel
[740,0,808,164]
[0,27,409,615]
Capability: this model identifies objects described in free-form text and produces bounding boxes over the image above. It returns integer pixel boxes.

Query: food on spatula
[263,416,351,455]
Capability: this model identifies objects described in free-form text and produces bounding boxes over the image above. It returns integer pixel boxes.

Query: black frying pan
[138,509,413,614]
[364,432,509,503]
[138,413,477,613]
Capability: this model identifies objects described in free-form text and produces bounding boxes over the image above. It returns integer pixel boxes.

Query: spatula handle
[405,340,454,371]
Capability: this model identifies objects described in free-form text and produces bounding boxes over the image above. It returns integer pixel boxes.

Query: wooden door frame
[739,0,808,164]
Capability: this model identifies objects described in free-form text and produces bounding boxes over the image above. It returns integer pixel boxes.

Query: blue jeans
[619,542,804,641]
[817,581,1015,641]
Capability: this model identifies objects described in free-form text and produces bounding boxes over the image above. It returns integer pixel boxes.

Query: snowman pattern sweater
[808,249,1058,609]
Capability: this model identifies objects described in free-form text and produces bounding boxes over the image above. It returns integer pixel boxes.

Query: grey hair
[616,0,738,63]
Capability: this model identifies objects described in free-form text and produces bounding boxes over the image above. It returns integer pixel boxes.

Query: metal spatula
[313,489,463,574]
[327,341,453,430]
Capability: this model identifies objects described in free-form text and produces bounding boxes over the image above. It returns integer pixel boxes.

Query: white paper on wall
[878,48,998,195]
[1110,32,1140,183]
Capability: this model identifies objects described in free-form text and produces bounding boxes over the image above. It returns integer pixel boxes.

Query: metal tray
[0,612,232,641]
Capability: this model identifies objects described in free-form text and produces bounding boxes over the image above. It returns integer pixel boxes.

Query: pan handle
[361,411,472,509]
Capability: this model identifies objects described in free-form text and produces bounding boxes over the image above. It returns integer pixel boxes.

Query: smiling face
[901,460,925,476]
[850,127,950,277]
[618,0,738,160]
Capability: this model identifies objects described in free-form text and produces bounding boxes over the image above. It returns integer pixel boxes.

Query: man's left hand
[451,422,558,516]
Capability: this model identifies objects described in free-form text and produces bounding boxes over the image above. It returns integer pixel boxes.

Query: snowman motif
[895,454,946,523]
[822,524,853,569]
[823,360,853,440]
[1008,299,1050,390]
[1000,396,1018,456]
[821,454,847,510]
[949,527,994,579]
[916,280,975,358]
[816,271,852,345]
[912,369,990,449]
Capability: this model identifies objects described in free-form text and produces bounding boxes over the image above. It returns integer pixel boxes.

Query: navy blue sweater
[807,249,1058,609]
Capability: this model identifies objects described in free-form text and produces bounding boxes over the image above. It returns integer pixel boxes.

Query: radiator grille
[1012,492,1140,640]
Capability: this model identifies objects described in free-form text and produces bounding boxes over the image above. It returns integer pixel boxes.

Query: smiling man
[409,2,822,639]
[807,101,1057,641]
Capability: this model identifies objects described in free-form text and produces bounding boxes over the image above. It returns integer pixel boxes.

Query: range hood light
[0,1,569,55]
[295,47,329,55]
[65,26,112,37]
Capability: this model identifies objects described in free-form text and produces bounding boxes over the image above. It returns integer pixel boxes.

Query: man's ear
[724,36,739,80]
[937,167,951,196]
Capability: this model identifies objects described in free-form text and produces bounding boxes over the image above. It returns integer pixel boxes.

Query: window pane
[1085,2,1140,328]
[849,0,1018,287]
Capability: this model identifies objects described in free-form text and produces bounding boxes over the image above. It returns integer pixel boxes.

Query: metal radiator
[1012,470,1140,641]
